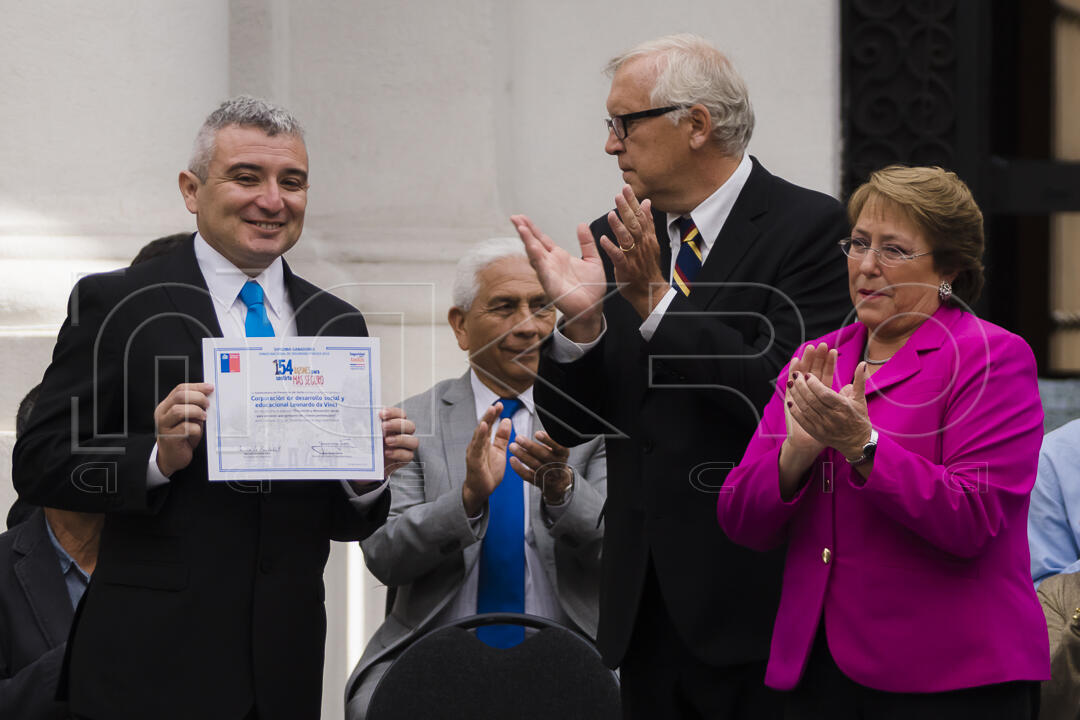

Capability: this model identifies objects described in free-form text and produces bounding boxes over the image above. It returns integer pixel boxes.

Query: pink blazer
[717,305,1049,692]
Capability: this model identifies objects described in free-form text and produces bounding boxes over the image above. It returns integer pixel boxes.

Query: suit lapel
[687,157,769,309]
[527,415,547,526]
[834,323,868,391]
[864,339,923,396]
[286,261,325,336]
[13,511,76,648]
[159,243,325,342]
[846,302,959,397]
[654,207,672,282]
[159,236,223,346]
[439,373,477,497]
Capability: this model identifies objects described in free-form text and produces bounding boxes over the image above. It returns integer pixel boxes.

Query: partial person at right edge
[1029,418,1080,718]
[513,34,850,719]
[1030,417,1080,587]
[1037,568,1080,720]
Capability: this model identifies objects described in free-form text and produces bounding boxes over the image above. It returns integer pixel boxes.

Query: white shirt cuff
[147,444,170,489]
[341,478,389,509]
[639,287,678,341]
[550,316,607,362]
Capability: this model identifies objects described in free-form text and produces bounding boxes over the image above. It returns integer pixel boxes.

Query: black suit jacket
[0,509,73,720]
[535,158,851,668]
[12,237,390,720]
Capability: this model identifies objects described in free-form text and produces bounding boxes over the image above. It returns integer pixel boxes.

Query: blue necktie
[476,397,525,648]
[239,280,274,337]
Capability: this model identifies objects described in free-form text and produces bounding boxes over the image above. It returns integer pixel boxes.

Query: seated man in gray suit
[344,238,607,718]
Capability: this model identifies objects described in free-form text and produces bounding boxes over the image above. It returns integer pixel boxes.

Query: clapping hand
[787,358,873,462]
[511,214,606,343]
[462,403,514,517]
[510,430,573,505]
[777,343,839,499]
[596,186,666,319]
[782,343,836,462]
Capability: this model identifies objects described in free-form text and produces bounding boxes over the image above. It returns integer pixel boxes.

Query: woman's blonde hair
[848,165,985,306]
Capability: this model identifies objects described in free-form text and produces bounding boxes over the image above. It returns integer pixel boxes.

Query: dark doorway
[841,0,1080,374]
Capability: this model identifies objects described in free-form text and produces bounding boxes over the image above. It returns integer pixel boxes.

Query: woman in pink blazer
[717,165,1048,718]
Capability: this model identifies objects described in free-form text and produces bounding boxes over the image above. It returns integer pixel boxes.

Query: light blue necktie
[476,397,525,648]
[239,280,274,337]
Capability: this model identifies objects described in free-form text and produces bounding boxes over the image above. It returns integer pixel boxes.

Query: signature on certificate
[241,445,279,456]
[311,441,357,457]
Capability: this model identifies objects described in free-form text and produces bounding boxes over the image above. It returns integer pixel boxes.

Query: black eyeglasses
[604,106,682,140]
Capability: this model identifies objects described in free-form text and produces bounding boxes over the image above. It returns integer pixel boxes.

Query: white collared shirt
[428,370,572,628]
[640,152,754,338]
[193,233,296,337]
[552,153,754,358]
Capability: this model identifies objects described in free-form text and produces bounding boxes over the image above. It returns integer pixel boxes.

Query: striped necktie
[239,280,274,337]
[672,215,703,297]
[476,397,526,648]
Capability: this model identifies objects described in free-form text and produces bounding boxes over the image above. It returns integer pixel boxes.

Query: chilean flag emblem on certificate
[220,352,240,373]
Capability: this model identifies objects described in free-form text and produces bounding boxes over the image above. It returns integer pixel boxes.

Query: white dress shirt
[552,152,754,358]
[191,232,297,338]
[428,370,573,628]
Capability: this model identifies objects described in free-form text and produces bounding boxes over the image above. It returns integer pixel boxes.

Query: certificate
[201,337,383,481]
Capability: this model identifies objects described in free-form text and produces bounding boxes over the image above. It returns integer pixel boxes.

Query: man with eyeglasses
[513,34,850,718]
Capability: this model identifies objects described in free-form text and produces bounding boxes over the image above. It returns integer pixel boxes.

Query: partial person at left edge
[12,95,418,720]
[0,233,209,720]
[1,385,102,720]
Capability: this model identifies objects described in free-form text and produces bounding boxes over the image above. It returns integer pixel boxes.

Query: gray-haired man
[13,96,417,720]
[344,238,606,719]
[514,34,850,718]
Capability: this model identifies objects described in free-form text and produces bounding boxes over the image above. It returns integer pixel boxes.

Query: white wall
[0,1,839,717]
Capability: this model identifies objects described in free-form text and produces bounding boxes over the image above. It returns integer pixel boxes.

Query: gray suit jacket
[345,371,606,707]
[0,508,74,720]
[1038,571,1080,719]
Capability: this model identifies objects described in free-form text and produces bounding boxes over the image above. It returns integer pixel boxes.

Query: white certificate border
[203,338,381,480]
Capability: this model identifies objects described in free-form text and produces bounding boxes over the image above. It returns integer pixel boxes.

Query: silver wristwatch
[846,428,878,467]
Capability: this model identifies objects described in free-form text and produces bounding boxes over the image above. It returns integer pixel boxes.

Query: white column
[0,0,228,518]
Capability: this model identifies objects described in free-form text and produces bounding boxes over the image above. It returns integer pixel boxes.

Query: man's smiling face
[179,124,309,273]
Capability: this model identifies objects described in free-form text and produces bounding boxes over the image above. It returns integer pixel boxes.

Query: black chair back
[367,612,620,720]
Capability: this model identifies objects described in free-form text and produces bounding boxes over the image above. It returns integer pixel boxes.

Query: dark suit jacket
[0,509,73,720]
[535,157,851,668]
[12,237,390,720]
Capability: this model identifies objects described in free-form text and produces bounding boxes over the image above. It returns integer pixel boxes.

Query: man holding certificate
[12,96,417,720]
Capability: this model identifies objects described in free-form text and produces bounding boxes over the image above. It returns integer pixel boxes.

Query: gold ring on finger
[619,241,636,252]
